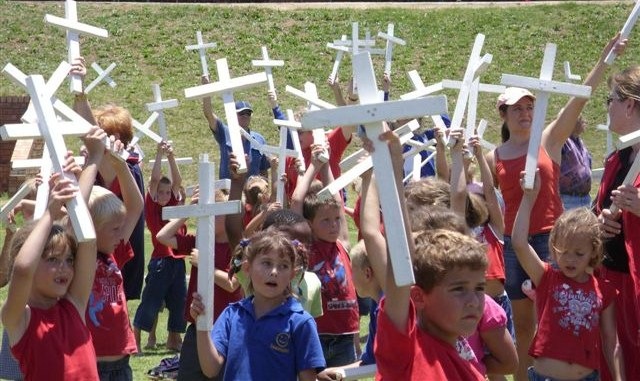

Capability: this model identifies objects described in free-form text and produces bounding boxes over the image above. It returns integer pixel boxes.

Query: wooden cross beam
[252,46,284,93]
[363,29,386,56]
[337,364,377,381]
[34,146,52,220]
[302,52,448,287]
[400,70,450,144]
[377,23,406,75]
[286,109,306,172]
[304,82,330,163]
[130,112,162,148]
[285,84,336,110]
[476,119,496,151]
[185,31,217,78]
[598,115,614,156]
[162,155,241,330]
[84,62,117,93]
[563,61,581,82]
[44,0,108,93]
[146,84,178,140]
[605,0,640,65]
[327,34,348,83]
[238,127,298,158]
[25,75,95,241]
[0,181,33,224]
[184,58,267,174]
[275,124,289,205]
[403,139,437,183]
[501,43,591,189]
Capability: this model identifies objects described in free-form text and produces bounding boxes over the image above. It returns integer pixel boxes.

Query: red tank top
[496,147,563,235]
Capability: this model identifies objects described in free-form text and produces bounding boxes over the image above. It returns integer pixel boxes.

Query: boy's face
[415,267,485,344]
[157,182,172,207]
[351,264,372,299]
[309,205,341,243]
[96,219,125,254]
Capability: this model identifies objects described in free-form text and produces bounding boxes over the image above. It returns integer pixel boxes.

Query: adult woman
[595,65,640,380]
[486,35,626,381]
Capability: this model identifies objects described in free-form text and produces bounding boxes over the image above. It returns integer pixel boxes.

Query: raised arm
[165,142,183,198]
[544,33,627,159]
[600,301,623,381]
[359,167,388,292]
[290,145,323,216]
[328,75,346,107]
[511,170,545,285]
[111,141,144,242]
[70,57,98,126]
[225,153,247,249]
[434,126,450,181]
[470,135,505,235]
[201,75,221,136]
[192,292,226,377]
[148,142,164,200]
[448,129,467,217]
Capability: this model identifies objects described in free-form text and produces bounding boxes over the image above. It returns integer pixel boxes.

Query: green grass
[0,1,636,379]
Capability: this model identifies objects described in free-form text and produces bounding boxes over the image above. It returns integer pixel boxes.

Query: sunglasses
[238,111,253,116]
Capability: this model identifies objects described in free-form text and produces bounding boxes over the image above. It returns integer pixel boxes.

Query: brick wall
[0,96,38,195]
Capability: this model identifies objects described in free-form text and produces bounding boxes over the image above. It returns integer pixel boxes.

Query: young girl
[190,229,326,381]
[1,174,98,380]
[512,171,622,381]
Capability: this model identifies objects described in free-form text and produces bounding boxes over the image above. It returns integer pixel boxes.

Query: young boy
[369,129,487,380]
[133,141,186,353]
[291,144,359,368]
[85,138,144,380]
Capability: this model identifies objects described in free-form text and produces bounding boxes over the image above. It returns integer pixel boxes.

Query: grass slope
[0,1,636,379]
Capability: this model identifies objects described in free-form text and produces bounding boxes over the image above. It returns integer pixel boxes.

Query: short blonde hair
[549,207,604,268]
[88,186,125,229]
[93,104,134,147]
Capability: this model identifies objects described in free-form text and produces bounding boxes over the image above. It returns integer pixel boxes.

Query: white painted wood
[162,155,241,331]
[336,364,377,380]
[610,152,640,214]
[16,62,71,123]
[183,58,267,173]
[26,75,95,241]
[500,43,592,189]
[84,62,117,93]
[44,0,108,93]
[441,79,505,94]
[563,61,581,82]
[146,84,178,140]
[304,82,330,163]
[378,23,406,75]
[616,125,640,150]
[286,109,305,172]
[130,112,162,147]
[34,146,52,220]
[12,156,85,170]
[303,52,447,287]
[148,157,193,166]
[1,122,86,140]
[0,182,33,223]
[476,119,496,151]
[185,31,217,77]
[328,35,348,83]
[252,46,284,93]
[403,150,438,184]
[605,0,640,65]
[591,167,604,181]
[276,124,289,205]
[285,85,336,110]
[597,114,613,156]
[239,127,298,158]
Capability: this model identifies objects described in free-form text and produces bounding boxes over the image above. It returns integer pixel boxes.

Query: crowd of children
[1,24,639,381]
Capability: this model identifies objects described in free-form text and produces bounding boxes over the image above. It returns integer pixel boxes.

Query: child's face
[246,250,295,300]
[309,205,341,243]
[351,264,373,299]
[553,237,594,282]
[157,182,172,207]
[96,219,124,254]
[34,247,75,301]
[415,267,485,344]
[502,97,534,133]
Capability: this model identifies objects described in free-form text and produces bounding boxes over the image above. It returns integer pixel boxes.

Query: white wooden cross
[605,0,640,65]
[609,127,640,213]
[25,75,95,241]
[44,0,108,94]
[377,23,406,75]
[146,84,178,140]
[84,62,117,94]
[275,124,289,205]
[129,112,162,148]
[238,127,298,159]
[501,43,591,189]
[162,154,241,330]
[34,146,53,220]
[563,61,581,82]
[0,181,34,225]
[327,34,348,83]
[184,58,267,174]
[285,84,336,110]
[302,52,448,286]
[403,139,438,184]
[286,109,306,172]
[400,70,450,144]
[337,364,377,381]
[252,46,284,94]
[185,31,217,78]
[598,114,614,156]
[441,79,505,95]
[476,119,496,151]
[304,82,330,163]
[363,29,386,56]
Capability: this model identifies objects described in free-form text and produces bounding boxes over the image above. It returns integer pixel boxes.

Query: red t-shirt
[86,248,137,357]
[474,224,505,282]
[309,239,359,335]
[531,263,616,369]
[285,127,350,199]
[176,234,243,323]
[144,192,187,259]
[496,147,563,235]
[12,298,99,381]
[374,298,485,381]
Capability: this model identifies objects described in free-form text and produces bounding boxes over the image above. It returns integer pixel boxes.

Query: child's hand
[382,72,391,93]
[265,202,282,213]
[69,57,87,79]
[378,124,402,157]
[47,174,77,220]
[82,126,107,159]
[163,141,174,157]
[518,169,541,199]
[327,75,339,89]
[310,143,328,167]
[189,248,199,268]
[189,293,205,320]
[448,128,464,152]
[106,137,127,165]
[598,208,622,239]
[434,126,446,147]
[229,153,248,182]
[269,155,279,168]
[190,187,200,205]
[62,151,83,179]
[201,75,210,85]
[468,135,483,158]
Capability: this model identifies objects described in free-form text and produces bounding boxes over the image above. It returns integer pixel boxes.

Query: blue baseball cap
[235,100,253,113]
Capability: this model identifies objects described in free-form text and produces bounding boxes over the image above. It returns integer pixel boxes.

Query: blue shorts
[97,355,132,381]
[492,292,515,343]
[319,334,356,368]
[0,329,23,380]
[527,367,598,381]
[133,257,187,333]
[504,233,551,300]
[560,193,591,211]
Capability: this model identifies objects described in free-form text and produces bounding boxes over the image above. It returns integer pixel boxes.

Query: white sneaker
[521,279,536,301]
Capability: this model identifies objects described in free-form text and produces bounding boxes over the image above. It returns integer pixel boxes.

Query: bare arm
[70,57,98,125]
[166,143,183,197]
[148,142,164,200]
[225,153,247,250]
[470,136,505,235]
[111,142,144,242]
[448,129,467,217]
[434,127,449,181]
[360,168,388,291]
[201,75,220,136]
[544,34,627,160]
[290,146,323,216]
[601,302,623,381]
[480,326,519,375]
[328,75,346,107]
[511,170,545,285]
[192,293,225,377]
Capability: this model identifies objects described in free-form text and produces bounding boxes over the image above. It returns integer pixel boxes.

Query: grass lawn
[1,1,636,380]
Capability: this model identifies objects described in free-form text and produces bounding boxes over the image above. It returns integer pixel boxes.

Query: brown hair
[412,229,487,292]
[93,104,134,147]
[302,193,340,221]
[549,207,604,268]
[409,205,470,235]
[243,176,270,207]
[609,65,640,106]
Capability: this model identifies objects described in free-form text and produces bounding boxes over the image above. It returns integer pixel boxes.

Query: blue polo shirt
[213,119,270,179]
[212,296,326,381]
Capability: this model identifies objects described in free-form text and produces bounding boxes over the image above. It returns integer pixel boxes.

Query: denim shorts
[97,356,132,381]
[560,193,591,211]
[527,367,598,381]
[492,292,515,343]
[504,233,551,300]
[0,329,23,380]
[319,334,356,368]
